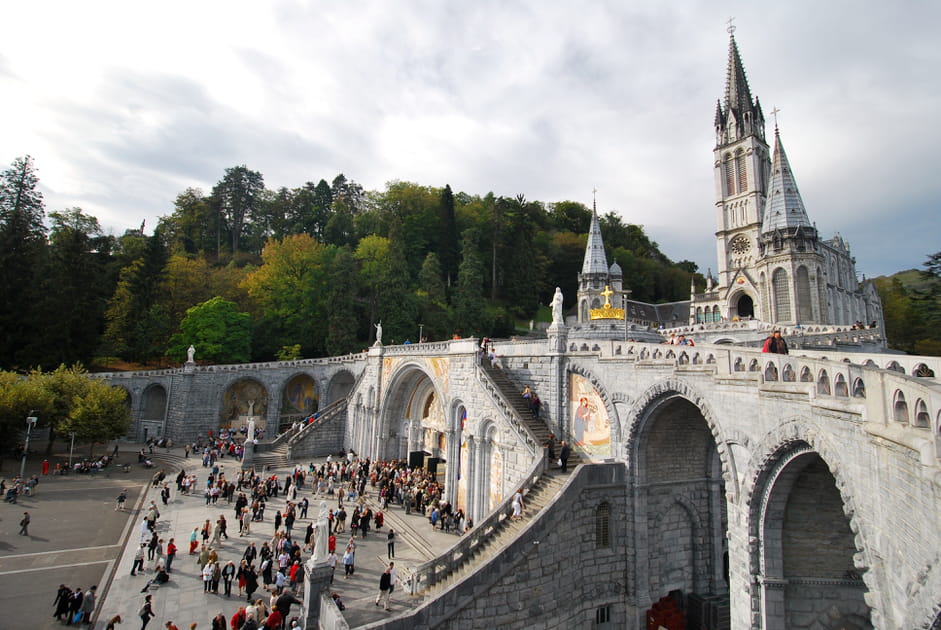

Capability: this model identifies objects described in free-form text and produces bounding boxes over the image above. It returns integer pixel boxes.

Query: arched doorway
[221,379,269,435]
[752,446,871,629]
[140,384,167,441]
[735,293,754,319]
[280,374,319,431]
[632,395,729,624]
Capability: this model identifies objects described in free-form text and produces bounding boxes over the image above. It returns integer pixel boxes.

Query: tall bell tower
[713,27,771,293]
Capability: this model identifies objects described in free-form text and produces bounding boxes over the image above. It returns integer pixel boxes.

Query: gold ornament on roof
[590,285,625,320]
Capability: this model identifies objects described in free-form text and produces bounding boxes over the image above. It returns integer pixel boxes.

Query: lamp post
[418,323,424,344]
[20,413,38,478]
[69,432,77,469]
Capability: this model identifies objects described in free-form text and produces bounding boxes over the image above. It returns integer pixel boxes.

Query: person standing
[19,511,30,535]
[131,544,146,576]
[222,561,236,597]
[386,529,395,559]
[559,441,571,473]
[54,585,73,622]
[116,489,128,511]
[67,588,83,626]
[165,539,177,573]
[139,594,155,630]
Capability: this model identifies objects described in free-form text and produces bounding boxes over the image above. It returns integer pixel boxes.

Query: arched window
[734,357,745,372]
[893,391,909,423]
[764,363,779,381]
[834,373,849,397]
[886,361,905,374]
[852,378,866,398]
[782,364,795,382]
[736,150,747,192]
[800,366,813,382]
[817,370,831,395]
[749,359,760,372]
[914,399,930,428]
[796,266,813,323]
[914,363,935,378]
[725,153,736,196]
[696,307,704,323]
[773,268,791,321]
[595,502,611,549]
[713,305,721,323]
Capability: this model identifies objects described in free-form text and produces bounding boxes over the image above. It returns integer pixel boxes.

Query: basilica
[576,33,884,338]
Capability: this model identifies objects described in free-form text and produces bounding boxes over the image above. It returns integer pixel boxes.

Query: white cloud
[1,1,938,276]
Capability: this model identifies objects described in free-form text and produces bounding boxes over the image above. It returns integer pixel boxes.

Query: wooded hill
[0,158,704,370]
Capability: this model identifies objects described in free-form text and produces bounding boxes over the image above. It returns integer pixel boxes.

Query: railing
[286,399,347,451]
[475,365,540,456]
[409,450,547,594]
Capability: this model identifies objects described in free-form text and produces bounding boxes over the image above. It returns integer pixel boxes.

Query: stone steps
[418,472,568,599]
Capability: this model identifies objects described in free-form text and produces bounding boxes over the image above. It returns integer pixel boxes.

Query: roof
[761,128,813,233]
[581,207,609,275]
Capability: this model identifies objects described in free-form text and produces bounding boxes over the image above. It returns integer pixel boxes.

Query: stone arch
[626,380,731,604]
[817,369,831,395]
[894,390,909,423]
[834,373,849,398]
[220,377,269,430]
[764,362,778,381]
[379,361,448,464]
[886,360,905,374]
[745,432,874,629]
[782,364,795,382]
[853,377,866,398]
[914,399,931,428]
[280,372,319,428]
[325,369,356,405]
[734,357,745,372]
[748,358,760,372]
[566,362,619,456]
[139,383,167,441]
[799,366,813,382]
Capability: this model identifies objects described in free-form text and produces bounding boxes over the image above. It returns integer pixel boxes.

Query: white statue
[246,419,255,440]
[247,399,255,416]
[551,287,564,324]
[313,500,329,562]
[374,320,383,346]
[187,345,195,363]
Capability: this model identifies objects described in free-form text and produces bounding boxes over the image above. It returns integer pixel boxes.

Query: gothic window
[595,502,611,548]
[724,153,736,195]
[782,364,795,382]
[893,391,909,423]
[764,363,778,381]
[800,366,813,382]
[834,373,848,397]
[712,305,721,322]
[914,399,930,428]
[817,370,831,395]
[772,268,791,321]
[736,150,747,192]
[852,378,866,398]
[796,266,813,323]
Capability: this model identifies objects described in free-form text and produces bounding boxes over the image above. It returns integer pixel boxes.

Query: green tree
[0,156,47,369]
[57,377,130,456]
[438,184,460,287]
[325,248,360,355]
[167,297,252,363]
[212,165,265,254]
[32,208,115,367]
[0,370,54,458]
[454,228,489,337]
[378,219,418,343]
[417,252,452,341]
[160,188,215,256]
[241,234,335,359]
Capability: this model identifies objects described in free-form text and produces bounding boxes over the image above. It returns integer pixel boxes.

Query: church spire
[717,32,765,146]
[761,126,813,233]
[581,193,608,275]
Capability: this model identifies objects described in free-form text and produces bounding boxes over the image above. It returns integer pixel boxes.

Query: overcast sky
[1,1,938,278]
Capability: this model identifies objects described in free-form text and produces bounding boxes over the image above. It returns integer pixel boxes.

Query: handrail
[286,398,347,449]
[409,449,547,594]
[474,364,539,456]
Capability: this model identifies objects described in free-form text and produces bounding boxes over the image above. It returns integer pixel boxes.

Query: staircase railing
[409,449,547,594]
[474,363,540,456]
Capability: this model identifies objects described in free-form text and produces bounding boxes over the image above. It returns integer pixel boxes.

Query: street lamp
[69,432,77,469]
[418,323,424,344]
[20,412,38,478]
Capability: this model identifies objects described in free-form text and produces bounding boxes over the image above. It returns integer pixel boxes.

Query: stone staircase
[479,362,582,467]
[417,472,567,598]
[249,441,290,470]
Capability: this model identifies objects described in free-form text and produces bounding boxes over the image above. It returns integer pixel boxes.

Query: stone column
[465,435,477,520]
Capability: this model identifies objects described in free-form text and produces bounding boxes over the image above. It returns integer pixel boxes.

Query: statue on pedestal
[551,287,564,325]
[187,344,196,363]
[374,321,383,346]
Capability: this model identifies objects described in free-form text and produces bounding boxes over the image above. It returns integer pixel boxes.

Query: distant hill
[873,267,941,356]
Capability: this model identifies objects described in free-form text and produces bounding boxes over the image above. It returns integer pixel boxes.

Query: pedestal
[302,563,335,628]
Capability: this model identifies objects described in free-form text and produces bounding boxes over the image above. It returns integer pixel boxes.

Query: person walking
[139,594,155,630]
[19,511,30,535]
[80,585,97,625]
[375,563,394,610]
[116,489,128,511]
[559,441,571,473]
[131,544,146,576]
[386,529,395,559]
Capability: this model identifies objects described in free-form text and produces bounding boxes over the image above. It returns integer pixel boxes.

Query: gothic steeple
[761,127,813,233]
[581,196,608,275]
[717,34,766,146]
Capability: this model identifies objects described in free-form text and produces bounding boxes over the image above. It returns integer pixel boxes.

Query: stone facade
[105,335,941,629]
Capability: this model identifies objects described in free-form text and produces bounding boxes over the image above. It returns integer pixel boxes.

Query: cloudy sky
[1,1,938,278]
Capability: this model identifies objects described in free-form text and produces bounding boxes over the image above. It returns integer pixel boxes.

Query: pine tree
[0,156,47,368]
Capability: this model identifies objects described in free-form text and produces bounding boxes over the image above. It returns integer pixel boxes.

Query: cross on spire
[592,187,597,213]
[726,16,736,35]
[771,106,781,129]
